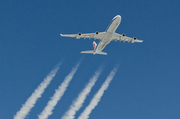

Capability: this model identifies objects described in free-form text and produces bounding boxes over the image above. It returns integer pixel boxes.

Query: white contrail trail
[38,61,82,119]
[62,67,103,119]
[14,63,61,119]
[78,65,119,119]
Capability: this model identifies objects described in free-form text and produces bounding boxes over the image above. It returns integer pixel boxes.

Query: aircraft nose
[115,15,121,21]
[116,15,121,18]
[116,15,121,21]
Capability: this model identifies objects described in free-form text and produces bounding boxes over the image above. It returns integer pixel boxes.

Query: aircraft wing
[60,32,106,40]
[112,33,143,43]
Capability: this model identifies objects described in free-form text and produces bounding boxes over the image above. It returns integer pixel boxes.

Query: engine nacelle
[93,31,98,39]
[130,37,136,43]
[76,32,81,39]
[121,33,125,41]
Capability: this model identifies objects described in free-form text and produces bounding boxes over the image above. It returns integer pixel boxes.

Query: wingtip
[135,40,143,43]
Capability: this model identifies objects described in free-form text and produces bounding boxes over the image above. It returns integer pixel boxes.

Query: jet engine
[130,37,137,43]
[93,31,98,39]
[76,32,81,39]
[121,33,125,41]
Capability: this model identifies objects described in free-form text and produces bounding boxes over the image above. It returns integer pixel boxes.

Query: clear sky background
[0,0,180,119]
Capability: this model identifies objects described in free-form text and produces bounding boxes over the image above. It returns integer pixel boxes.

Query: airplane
[60,15,143,55]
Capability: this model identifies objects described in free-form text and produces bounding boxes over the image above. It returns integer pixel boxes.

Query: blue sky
[0,0,180,119]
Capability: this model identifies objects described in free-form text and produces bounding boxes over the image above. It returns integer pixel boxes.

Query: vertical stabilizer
[93,41,97,50]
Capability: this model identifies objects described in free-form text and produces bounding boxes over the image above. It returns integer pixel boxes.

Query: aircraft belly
[96,42,106,52]
[103,32,113,44]
[96,33,112,52]
[106,19,120,33]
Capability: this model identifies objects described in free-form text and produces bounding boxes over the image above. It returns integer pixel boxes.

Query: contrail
[78,65,119,119]
[62,67,103,119]
[38,61,82,119]
[14,63,61,119]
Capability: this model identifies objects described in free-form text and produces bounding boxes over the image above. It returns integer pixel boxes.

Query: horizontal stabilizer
[81,50,94,54]
[81,50,107,55]
[96,51,107,55]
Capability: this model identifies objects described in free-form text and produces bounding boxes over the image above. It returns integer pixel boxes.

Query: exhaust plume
[78,65,119,119]
[62,67,103,119]
[38,61,81,119]
[14,63,61,119]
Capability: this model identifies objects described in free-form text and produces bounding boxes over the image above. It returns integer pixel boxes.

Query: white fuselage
[94,15,121,54]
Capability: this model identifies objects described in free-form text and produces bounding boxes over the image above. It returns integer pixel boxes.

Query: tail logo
[93,41,97,50]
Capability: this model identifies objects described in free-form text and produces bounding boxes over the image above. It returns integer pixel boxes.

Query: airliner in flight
[60,15,143,55]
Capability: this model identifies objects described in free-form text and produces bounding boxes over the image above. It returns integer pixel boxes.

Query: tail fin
[81,50,94,54]
[93,41,97,50]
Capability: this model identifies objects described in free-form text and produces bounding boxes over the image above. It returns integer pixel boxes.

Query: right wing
[112,33,143,43]
[60,32,106,40]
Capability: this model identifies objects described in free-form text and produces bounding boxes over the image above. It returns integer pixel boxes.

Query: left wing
[60,32,106,40]
[112,33,143,43]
